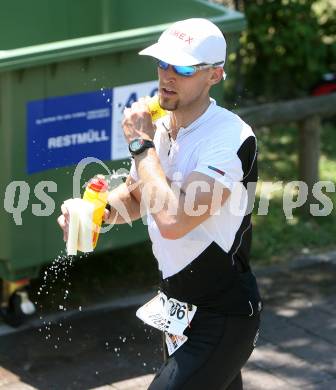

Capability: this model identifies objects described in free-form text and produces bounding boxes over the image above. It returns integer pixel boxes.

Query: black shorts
[148,309,260,390]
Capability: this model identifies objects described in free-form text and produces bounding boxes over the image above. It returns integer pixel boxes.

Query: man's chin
[159,98,178,111]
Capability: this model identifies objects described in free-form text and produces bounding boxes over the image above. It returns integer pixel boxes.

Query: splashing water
[36,251,89,349]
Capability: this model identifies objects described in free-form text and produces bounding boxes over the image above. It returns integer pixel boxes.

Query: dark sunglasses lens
[157,61,196,77]
[173,65,196,77]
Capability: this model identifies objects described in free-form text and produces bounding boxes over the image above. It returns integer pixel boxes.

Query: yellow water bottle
[147,96,167,122]
[82,175,108,249]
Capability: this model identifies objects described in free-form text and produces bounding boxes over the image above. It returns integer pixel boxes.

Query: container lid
[0,4,246,73]
[88,176,108,192]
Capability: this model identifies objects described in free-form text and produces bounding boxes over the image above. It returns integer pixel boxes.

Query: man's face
[157,64,222,112]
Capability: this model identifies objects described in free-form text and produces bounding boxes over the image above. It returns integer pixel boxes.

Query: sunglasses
[157,60,224,77]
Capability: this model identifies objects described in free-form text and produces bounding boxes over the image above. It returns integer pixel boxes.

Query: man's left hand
[122,98,155,143]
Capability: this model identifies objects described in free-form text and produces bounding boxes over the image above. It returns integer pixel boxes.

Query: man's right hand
[57,202,112,242]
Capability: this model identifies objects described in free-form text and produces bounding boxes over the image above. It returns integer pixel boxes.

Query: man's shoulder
[209,104,256,141]
[213,104,251,126]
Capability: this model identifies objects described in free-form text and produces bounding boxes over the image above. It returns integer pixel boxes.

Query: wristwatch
[129,138,155,156]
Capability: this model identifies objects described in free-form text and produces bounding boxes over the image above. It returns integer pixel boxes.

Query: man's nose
[159,65,176,80]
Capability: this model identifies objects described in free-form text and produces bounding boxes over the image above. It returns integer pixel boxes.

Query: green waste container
[0,0,246,309]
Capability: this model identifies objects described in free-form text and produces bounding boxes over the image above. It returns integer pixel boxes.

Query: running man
[58,18,262,390]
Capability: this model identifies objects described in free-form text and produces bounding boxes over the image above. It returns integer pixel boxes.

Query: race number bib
[136,292,197,354]
[136,292,197,336]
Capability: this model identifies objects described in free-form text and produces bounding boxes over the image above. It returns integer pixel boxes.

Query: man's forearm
[105,182,142,225]
[134,148,230,239]
[135,148,182,233]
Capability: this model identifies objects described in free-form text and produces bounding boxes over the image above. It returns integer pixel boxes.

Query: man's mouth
[161,87,177,96]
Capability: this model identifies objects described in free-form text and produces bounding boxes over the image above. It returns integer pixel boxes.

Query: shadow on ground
[0,306,162,390]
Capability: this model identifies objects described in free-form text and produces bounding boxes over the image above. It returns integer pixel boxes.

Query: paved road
[0,252,336,389]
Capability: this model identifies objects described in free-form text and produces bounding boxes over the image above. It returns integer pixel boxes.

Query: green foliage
[251,121,336,264]
[226,0,336,101]
[313,0,336,71]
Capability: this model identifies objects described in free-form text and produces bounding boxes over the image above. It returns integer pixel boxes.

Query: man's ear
[209,67,224,85]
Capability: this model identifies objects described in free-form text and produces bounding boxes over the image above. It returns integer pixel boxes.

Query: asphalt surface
[1,251,336,390]
[0,298,162,389]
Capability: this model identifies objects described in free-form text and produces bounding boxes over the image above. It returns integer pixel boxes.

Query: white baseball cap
[139,18,226,66]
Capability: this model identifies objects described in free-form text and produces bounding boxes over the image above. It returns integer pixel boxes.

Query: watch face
[130,139,144,153]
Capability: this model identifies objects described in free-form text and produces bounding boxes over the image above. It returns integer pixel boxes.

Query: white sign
[111,80,159,160]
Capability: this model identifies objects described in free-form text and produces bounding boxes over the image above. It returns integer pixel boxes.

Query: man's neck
[169,97,211,140]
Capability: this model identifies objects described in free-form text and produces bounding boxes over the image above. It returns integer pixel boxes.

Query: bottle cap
[88,176,108,192]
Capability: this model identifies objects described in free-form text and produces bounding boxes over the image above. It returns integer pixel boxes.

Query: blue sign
[27,89,112,174]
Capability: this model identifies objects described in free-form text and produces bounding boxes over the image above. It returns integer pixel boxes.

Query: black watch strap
[129,138,155,156]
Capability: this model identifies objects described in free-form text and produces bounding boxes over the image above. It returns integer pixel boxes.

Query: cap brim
[139,43,200,66]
